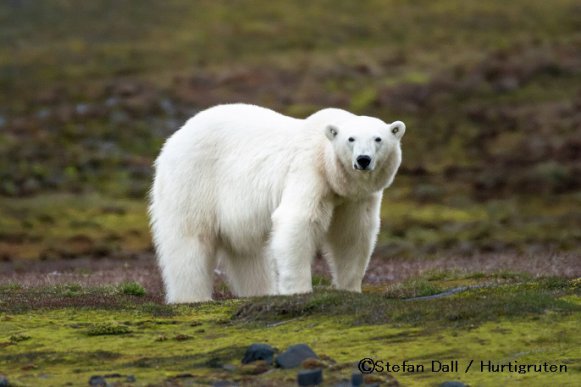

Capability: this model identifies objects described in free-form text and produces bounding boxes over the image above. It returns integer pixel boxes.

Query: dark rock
[0,375,9,387]
[297,368,323,386]
[351,372,364,386]
[242,343,275,364]
[88,375,106,386]
[439,382,467,387]
[126,375,136,382]
[275,343,318,369]
[174,373,193,378]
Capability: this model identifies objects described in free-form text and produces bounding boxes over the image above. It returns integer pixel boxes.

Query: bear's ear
[325,125,339,141]
[389,121,406,139]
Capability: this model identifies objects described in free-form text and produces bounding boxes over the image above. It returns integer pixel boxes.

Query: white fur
[149,103,405,303]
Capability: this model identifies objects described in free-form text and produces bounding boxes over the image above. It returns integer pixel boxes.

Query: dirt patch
[1,252,578,304]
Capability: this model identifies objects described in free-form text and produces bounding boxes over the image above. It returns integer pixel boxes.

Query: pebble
[440,382,467,387]
[242,343,275,364]
[275,343,318,369]
[297,368,323,386]
[351,372,364,386]
[88,375,106,386]
[0,375,9,387]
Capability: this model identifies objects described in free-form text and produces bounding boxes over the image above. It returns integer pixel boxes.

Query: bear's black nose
[356,155,371,169]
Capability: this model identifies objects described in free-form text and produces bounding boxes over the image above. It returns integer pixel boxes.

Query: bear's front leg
[324,194,382,292]
[269,184,333,295]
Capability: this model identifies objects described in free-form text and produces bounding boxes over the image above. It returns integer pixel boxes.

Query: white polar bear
[149,103,405,303]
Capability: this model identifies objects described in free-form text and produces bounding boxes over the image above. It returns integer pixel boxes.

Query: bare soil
[1,252,578,302]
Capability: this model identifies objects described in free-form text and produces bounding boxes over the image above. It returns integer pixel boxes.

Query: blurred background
[0,0,579,287]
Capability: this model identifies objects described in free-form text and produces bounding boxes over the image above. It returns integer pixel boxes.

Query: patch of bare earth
[1,251,578,306]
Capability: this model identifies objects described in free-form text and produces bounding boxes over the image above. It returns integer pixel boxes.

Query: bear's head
[324,116,406,195]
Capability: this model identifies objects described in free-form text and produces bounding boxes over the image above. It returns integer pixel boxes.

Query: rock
[242,343,275,365]
[275,343,318,369]
[351,372,364,386]
[0,374,9,387]
[297,368,323,386]
[126,375,136,382]
[439,382,467,387]
[88,375,106,386]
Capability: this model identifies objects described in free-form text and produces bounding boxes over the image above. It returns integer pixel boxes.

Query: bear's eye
[375,137,382,143]
[348,137,355,142]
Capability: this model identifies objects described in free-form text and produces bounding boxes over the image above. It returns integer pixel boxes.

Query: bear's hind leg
[157,235,216,303]
[222,252,276,297]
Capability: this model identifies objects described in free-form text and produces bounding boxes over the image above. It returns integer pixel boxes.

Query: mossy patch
[0,194,151,261]
[233,278,580,328]
[118,281,146,297]
[86,323,132,336]
[0,277,578,386]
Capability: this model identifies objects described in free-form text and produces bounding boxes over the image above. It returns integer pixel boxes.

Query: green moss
[9,334,31,343]
[0,280,578,386]
[0,194,151,260]
[118,281,146,297]
[86,323,131,336]
[350,86,378,113]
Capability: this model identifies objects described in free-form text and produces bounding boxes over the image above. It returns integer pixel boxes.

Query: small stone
[351,372,364,386]
[0,375,9,387]
[297,368,323,386]
[88,375,106,386]
[174,373,193,378]
[439,382,467,387]
[126,375,136,382]
[275,344,318,369]
[242,343,275,364]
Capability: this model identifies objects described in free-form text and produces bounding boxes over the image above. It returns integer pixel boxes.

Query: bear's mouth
[353,164,373,172]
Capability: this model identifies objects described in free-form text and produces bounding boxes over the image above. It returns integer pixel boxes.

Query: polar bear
[149,104,405,303]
